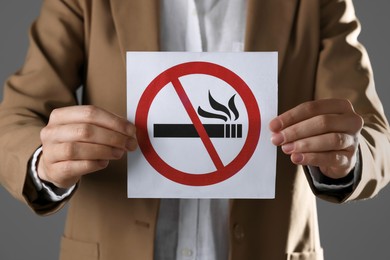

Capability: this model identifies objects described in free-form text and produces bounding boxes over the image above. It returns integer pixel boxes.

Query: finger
[281,133,357,154]
[43,142,125,163]
[48,106,136,137]
[269,99,354,132]
[271,113,361,145]
[290,151,356,178]
[46,160,110,188]
[41,123,136,150]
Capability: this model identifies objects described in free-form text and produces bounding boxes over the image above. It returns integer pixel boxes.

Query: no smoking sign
[127,52,277,198]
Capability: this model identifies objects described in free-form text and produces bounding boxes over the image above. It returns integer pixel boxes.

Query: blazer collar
[110,0,298,73]
[110,0,160,63]
[245,0,298,73]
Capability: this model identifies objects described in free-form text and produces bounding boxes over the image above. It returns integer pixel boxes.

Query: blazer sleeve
[0,0,85,215]
[309,0,390,202]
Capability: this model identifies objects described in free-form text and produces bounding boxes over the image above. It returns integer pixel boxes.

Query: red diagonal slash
[171,77,224,170]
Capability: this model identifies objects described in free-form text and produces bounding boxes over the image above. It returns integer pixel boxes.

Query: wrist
[36,148,78,189]
[30,146,76,202]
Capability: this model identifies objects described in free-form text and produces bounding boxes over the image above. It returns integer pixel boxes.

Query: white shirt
[156,1,247,259]
[160,0,247,52]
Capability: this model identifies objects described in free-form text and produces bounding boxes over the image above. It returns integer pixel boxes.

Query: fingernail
[271,133,285,145]
[126,139,138,151]
[282,143,294,153]
[269,118,283,132]
[291,153,304,163]
[98,160,109,167]
[112,148,123,158]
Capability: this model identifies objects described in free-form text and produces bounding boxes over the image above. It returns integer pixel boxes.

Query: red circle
[135,62,261,186]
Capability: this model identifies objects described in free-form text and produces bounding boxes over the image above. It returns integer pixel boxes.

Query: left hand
[269,99,363,179]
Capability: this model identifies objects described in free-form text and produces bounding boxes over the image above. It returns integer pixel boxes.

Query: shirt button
[233,223,245,241]
[181,248,193,257]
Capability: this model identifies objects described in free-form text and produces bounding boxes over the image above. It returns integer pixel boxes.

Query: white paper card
[127,52,277,198]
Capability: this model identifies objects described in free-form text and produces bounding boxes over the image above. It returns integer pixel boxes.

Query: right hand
[37,105,138,188]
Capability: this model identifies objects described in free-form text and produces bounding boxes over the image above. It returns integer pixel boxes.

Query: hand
[269,99,363,179]
[38,105,138,188]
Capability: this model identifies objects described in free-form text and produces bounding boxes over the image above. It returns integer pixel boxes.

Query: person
[0,0,389,259]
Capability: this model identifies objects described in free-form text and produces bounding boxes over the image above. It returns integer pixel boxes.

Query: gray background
[0,1,389,259]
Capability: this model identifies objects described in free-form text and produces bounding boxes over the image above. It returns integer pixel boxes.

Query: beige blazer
[0,0,389,259]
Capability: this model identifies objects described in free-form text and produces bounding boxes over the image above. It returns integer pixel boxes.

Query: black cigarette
[154,124,242,138]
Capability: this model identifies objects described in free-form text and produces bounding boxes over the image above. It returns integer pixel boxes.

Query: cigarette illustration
[154,91,242,138]
[154,123,242,138]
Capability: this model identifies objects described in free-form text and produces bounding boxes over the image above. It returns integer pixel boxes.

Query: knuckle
[296,140,308,151]
[82,161,92,172]
[40,127,50,142]
[112,115,122,126]
[304,101,318,115]
[60,161,73,177]
[333,133,346,149]
[81,106,98,121]
[40,126,59,144]
[76,124,92,140]
[50,108,61,122]
[333,153,348,166]
[63,143,76,159]
[111,116,127,133]
[317,116,330,130]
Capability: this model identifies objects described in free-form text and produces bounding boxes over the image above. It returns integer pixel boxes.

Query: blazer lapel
[245,0,299,74]
[110,0,160,64]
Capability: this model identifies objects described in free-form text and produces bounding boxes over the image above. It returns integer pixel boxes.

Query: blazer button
[233,223,245,241]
